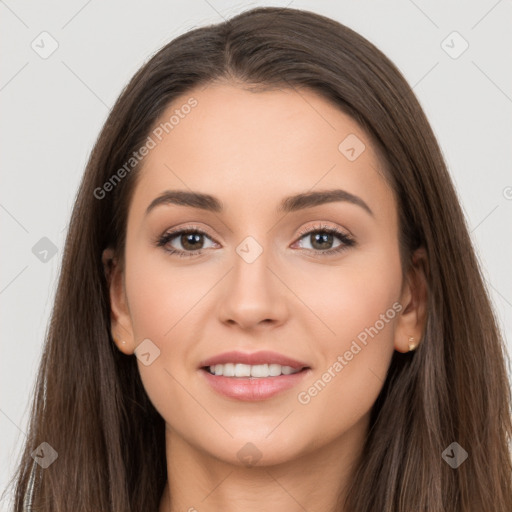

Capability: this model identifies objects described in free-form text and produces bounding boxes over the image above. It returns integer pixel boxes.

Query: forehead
[129,83,392,222]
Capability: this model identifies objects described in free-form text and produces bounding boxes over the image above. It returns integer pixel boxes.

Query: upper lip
[199,350,310,371]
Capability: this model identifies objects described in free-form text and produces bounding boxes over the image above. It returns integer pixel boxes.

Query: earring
[112,334,126,345]
[408,337,417,351]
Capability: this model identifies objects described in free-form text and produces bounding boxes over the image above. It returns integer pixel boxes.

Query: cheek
[293,247,402,352]
[122,245,234,407]
[292,253,402,436]
[124,248,206,341]
[123,249,207,423]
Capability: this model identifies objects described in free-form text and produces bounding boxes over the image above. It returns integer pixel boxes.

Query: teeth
[208,363,301,377]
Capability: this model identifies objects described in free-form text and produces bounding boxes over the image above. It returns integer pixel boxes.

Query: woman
[6,6,511,511]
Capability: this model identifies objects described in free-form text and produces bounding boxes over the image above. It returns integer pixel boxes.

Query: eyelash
[155,223,355,258]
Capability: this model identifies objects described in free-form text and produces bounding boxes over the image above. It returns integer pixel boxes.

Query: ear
[394,247,429,353]
[102,247,135,355]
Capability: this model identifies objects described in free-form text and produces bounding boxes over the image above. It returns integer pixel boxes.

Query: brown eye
[294,224,355,257]
[179,232,205,251]
[156,228,217,257]
[306,232,336,250]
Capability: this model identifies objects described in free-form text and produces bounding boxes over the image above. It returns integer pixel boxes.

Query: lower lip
[200,368,311,401]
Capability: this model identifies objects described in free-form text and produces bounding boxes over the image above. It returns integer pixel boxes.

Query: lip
[198,350,309,370]
[198,350,311,401]
[200,367,312,401]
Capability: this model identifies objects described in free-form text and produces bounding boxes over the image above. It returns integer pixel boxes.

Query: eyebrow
[145,189,374,217]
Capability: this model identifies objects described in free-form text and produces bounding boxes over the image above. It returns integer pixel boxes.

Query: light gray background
[1,0,511,508]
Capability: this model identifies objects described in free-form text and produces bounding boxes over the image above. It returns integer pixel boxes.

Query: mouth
[198,350,311,401]
[198,352,312,401]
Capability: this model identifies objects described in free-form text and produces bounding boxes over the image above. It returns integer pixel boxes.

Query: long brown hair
[4,6,511,511]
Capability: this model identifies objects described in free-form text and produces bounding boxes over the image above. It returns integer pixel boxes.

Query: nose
[217,244,289,331]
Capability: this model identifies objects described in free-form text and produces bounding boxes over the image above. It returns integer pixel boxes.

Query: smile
[204,363,302,377]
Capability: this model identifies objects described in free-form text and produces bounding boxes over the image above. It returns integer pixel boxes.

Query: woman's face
[106,83,424,466]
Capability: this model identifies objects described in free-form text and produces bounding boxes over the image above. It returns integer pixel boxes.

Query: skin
[103,83,428,512]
